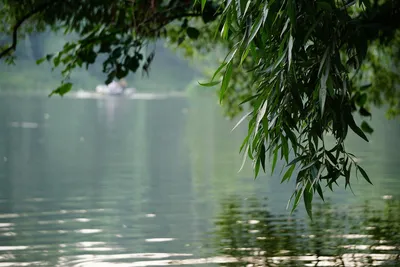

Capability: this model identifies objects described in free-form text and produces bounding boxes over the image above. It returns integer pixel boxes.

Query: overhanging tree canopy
[0,0,399,216]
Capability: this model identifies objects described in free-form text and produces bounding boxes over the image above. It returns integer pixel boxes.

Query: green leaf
[356,93,368,107]
[219,62,233,102]
[198,80,221,87]
[317,1,332,11]
[315,183,324,201]
[319,58,330,117]
[357,165,373,185]
[46,54,53,61]
[288,155,306,166]
[36,57,46,65]
[49,82,72,97]
[291,189,302,213]
[211,62,227,82]
[260,143,266,173]
[288,35,294,69]
[304,182,313,219]
[359,107,371,117]
[346,112,369,142]
[281,164,295,183]
[271,147,279,175]
[361,121,374,134]
[282,138,289,162]
[247,15,263,45]
[186,27,200,40]
[201,0,206,11]
[232,111,252,132]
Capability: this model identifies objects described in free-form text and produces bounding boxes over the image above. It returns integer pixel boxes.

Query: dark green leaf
[345,111,369,142]
[359,107,371,117]
[186,27,200,40]
[288,155,307,166]
[304,182,313,219]
[260,143,266,172]
[361,121,374,134]
[49,82,72,97]
[357,165,373,185]
[315,183,324,201]
[291,189,302,213]
[271,147,278,175]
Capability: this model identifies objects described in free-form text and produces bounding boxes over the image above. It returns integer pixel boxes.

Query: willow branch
[0,2,53,59]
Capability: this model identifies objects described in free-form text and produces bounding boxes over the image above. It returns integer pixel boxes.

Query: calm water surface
[0,95,399,266]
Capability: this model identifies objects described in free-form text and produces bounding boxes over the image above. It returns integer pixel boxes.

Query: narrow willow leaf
[291,189,302,213]
[318,47,329,76]
[261,4,269,25]
[300,161,316,171]
[319,58,330,117]
[247,15,263,46]
[239,134,250,153]
[280,18,290,38]
[221,16,230,39]
[357,165,373,185]
[256,100,268,131]
[239,145,249,172]
[315,183,324,201]
[240,46,251,65]
[346,112,369,142]
[225,46,239,65]
[271,147,279,175]
[255,158,261,178]
[260,143,266,173]
[219,62,233,102]
[200,0,207,11]
[288,155,306,166]
[243,0,251,17]
[198,80,221,87]
[232,111,252,132]
[282,138,289,162]
[211,62,227,81]
[288,35,294,69]
[304,182,313,219]
[281,164,295,183]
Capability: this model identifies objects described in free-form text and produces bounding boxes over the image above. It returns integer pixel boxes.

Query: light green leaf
[219,62,233,102]
[201,0,206,11]
[232,111,252,132]
[288,35,294,69]
[198,80,221,87]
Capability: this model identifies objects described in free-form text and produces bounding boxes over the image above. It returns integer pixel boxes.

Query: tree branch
[0,2,54,59]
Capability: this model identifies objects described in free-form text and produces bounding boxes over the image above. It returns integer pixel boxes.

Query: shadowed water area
[0,94,399,266]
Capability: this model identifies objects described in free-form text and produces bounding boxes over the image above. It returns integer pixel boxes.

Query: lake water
[0,94,399,267]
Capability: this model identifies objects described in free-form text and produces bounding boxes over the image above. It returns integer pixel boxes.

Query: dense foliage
[1,0,400,216]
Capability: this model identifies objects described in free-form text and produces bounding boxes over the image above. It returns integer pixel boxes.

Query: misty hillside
[0,31,201,93]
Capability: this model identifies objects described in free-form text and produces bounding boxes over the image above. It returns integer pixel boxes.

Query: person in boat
[108,79,127,95]
[96,79,135,95]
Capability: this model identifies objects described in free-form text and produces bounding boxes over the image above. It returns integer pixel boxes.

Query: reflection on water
[0,95,399,266]
[212,197,400,266]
